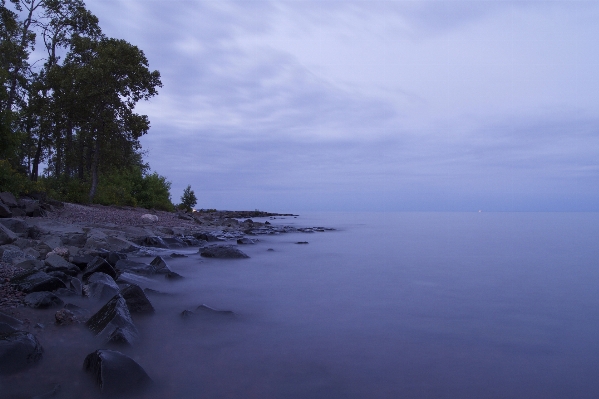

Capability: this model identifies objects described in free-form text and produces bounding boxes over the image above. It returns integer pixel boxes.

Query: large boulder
[85,294,139,344]
[0,192,17,207]
[0,218,29,235]
[85,273,119,301]
[120,284,154,314]
[114,259,155,275]
[11,270,66,293]
[0,202,11,218]
[82,257,117,282]
[0,223,17,245]
[83,349,151,394]
[200,245,249,259]
[149,256,170,274]
[0,331,44,375]
[24,292,64,309]
[44,253,79,276]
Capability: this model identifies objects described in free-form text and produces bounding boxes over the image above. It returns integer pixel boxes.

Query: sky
[84,0,599,212]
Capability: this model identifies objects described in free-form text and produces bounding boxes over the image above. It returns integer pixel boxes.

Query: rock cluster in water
[0,193,335,396]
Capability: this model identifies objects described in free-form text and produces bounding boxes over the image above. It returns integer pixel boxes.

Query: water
[2,212,599,398]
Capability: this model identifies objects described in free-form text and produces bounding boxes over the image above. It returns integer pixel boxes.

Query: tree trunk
[31,136,43,182]
[88,138,100,203]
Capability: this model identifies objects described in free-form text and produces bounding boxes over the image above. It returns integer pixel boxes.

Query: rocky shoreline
[0,192,332,396]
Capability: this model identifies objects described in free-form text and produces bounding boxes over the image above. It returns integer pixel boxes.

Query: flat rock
[83,349,151,394]
[24,292,64,309]
[199,245,249,259]
[11,270,67,293]
[44,254,79,275]
[0,219,29,236]
[0,202,11,218]
[120,284,154,314]
[115,259,156,275]
[0,192,18,207]
[0,331,44,374]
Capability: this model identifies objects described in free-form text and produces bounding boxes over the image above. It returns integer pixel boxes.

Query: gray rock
[69,277,83,296]
[0,331,44,374]
[141,236,168,248]
[23,247,40,259]
[0,192,17,207]
[200,245,249,259]
[85,295,139,344]
[0,223,17,245]
[86,272,120,301]
[196,304,235,316]
[83,349,151,394]
[24,292,64,309]
[14,259,45,270]
[45,254,78,274]
[165,271,184,280]
[0,219,29,236]
[82,257,117,282]
[11,270,67,293]
[0,322,17,334]
[161,237,186,248]
[19,198,42,217]
[114,259,155,275]
[120,284,154,314]
[0,312,23,328]
[1,245,25,263]
[60,233,87,247]
[55,309,78,326]
[150,256,170,274]
[0,202,11,218]
[106,252,127,267]
[237,237,256,245]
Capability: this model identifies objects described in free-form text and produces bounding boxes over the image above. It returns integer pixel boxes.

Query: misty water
[3,212,599,398]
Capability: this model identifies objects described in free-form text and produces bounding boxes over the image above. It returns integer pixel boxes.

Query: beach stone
[0,219,28,236]
[1,245,26,263]
[149,256,170,274]
[11,270,66,293]
[70,254,94,269]
[120,284,154,314]
[11,207,25,217]
[55,309,78,325]
[165,270,184,280]
[196,304,235,316]
[106,252,126,267]
[0,202,11,218]
[181,236,202,246]
[61,233,87,247]
[141,236,168,248]
[23,247,40,259]
[85,294,139,343]
[69,277,83,296]
[83,349,151,394]
[161,237,186,248]
[0,331,44,374]
[0,322,17,334]
[85,272,120,301]
[0,312,23,328]
[45,253,76,270]
[140,214,158,222]
[237,237,256,245]
[115,259,155,275]
[47,271,71,284]
[24,292,64,309]
[0,192,17,207]
[41,235,62,250]
[200,245,249,259]
[82,257,117,282]
[19,199,43,217]
[14,258,44,271]
[0,223,17,245]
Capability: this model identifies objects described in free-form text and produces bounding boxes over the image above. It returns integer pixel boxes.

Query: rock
[61,233,87,247]
[140,214,158,222]
[161,237,186,248]
[47,270,71,284]
[196,304,235,316]
[69,277,83,296]
[55,309,78,326]
[0,223,17,245]
[11,270,67,293]
[120,284,154,314]
[85,272,120,301]
[0,312,23,328]
[47,247,69,258]
[170,252,187,258]
[237,237,256,245]
[165,271,184,280]
[85,294,139,343]
[0,218,29,235]
[19,198,43,217]
[63,303,90,320]
[149,256,170,274]
[83,349,151,394]
[23,247,41,259]
[114,259,156,275]
[0,323,17,334]
[82,257,117,282]
[0,192,18,207]
[42,235,62,250]
[24,292,64,309]
[106,252,126,267]
[0,202,11,218]
[0,331,44,374]
[141,236,168,248]
[1,245,26,263]
[44,254,78,275]
[199,245,249,259]
[296,241,309,244]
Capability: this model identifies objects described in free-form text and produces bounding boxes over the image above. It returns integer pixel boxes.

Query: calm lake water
[3,212,599,398]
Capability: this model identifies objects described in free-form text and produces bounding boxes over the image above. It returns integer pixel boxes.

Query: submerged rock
[0,331,44,374]
[83,349,151,394]
[10,270,66,293]
[82,257,117,282]
[199,245,249,259]
[85,294,139,344]
[85,272,120,301]
[120,284,155,314]
[24,292,64,309]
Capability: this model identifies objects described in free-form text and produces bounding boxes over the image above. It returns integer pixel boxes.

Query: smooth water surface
[2,212,599,398]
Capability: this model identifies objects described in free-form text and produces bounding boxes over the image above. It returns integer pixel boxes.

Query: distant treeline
[0,0,173,211]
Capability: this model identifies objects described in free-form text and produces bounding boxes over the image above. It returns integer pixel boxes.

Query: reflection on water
[2,212,599,398]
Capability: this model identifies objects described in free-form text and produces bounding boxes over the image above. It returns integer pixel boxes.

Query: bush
[180,185,197,212]
[0,160,42,197]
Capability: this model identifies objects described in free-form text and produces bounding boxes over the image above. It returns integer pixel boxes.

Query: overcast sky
[84,0,599,212]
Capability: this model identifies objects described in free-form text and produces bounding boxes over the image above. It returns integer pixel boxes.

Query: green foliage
[136,172,174,212]
[0,159,41,196]
[180,185,197,212]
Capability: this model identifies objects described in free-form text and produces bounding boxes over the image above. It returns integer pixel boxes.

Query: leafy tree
[180,185,197,212]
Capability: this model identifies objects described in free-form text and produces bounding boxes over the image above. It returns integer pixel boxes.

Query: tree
[180,185,197,212]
